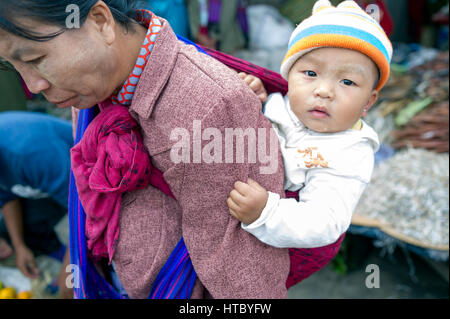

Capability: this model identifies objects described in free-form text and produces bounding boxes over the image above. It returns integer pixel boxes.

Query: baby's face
[287,47,379,133]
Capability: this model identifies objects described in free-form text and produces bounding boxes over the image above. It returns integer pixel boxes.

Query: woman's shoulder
[177,43,253,99]
[133,21,262,129]
[155,41,262,121]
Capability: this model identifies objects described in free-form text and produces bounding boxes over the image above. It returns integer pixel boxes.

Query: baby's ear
[362,90,379,116]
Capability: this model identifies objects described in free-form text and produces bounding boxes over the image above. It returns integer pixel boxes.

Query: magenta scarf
[70,101,151,262]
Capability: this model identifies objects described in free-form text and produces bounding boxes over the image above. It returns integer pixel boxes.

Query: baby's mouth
[310,106,329,118]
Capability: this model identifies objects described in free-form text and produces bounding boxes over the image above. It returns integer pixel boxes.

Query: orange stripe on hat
[282,34,390,90]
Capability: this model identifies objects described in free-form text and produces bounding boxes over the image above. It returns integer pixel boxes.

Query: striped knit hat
[280,0,392,91]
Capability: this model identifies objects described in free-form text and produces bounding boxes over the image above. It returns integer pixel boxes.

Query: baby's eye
[304,70,317,77]
[341,79,355,86]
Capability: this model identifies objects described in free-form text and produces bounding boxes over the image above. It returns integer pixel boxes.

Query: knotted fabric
[71,101,155,263]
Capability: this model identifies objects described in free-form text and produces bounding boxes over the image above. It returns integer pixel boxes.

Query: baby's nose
[313,81,335,99]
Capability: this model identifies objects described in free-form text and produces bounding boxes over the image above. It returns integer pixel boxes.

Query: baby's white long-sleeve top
[242,93,380,248]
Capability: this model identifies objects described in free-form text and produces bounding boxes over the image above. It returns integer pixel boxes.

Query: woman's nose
[19,69,50,94]
[313,80,334,99]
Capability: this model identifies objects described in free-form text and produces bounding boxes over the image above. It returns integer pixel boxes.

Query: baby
[227,0,392,248]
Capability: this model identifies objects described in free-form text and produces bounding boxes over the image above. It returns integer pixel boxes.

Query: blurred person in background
[0,111,73,298]
[141,0,190,38]
[186,0,285,53]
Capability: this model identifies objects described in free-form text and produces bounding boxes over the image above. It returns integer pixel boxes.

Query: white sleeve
[242,171,368,248]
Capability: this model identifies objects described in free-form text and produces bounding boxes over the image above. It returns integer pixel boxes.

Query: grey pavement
[288,235,449,299]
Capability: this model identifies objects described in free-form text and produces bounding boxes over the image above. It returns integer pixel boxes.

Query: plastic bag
[246,5,294,51]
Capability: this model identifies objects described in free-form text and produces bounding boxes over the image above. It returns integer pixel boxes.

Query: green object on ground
[331,252,348,275]
[395,96,434,126]
[391,63,409,74]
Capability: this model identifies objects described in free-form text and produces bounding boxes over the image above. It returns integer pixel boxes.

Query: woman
[0,1,289,298]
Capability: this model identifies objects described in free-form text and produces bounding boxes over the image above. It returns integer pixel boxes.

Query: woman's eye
[341,79,355,86]
[304,70,316,77]
[25,56,44,64]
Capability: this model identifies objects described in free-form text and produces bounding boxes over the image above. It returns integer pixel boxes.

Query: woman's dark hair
[0,0,141,42]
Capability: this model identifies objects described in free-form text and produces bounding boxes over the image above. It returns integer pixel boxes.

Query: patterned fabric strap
[149,238,197,299]
[197,44,288,95]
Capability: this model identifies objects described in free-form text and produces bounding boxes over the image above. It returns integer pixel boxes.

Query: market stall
[351,45,449,264]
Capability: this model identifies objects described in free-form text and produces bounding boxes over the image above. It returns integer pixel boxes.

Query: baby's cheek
[288,94,303,115]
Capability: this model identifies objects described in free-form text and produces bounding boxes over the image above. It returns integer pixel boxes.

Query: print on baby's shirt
[297,147,329,169]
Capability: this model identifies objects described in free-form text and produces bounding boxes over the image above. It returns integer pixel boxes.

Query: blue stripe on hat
[288,24,390,63]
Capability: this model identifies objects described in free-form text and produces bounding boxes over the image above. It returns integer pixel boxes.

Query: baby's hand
[238,72,268,103]
[227,178,268,225]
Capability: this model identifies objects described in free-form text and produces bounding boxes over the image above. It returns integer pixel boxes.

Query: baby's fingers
[256,91,268,103]
[228,198,245,222]
[233,181,252,196]
[248,77,262,91]
[248,79,267,102]
[229,189,246,205]
[229,207,238,219]
[247,178,266,192]
[238,72,248,80]
[227,196,240,211]
[239,72,256,85]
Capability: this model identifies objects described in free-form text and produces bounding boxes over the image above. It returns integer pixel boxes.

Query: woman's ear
[86,1,116,45]
[362,90,378,117]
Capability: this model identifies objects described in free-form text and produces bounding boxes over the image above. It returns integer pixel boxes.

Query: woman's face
[0,14,123,109]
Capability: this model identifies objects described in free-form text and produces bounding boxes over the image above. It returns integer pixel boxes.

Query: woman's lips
[53,96,77,108]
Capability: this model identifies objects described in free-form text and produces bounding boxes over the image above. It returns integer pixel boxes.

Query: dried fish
[392,101,449,153]
[356,148,449,248]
